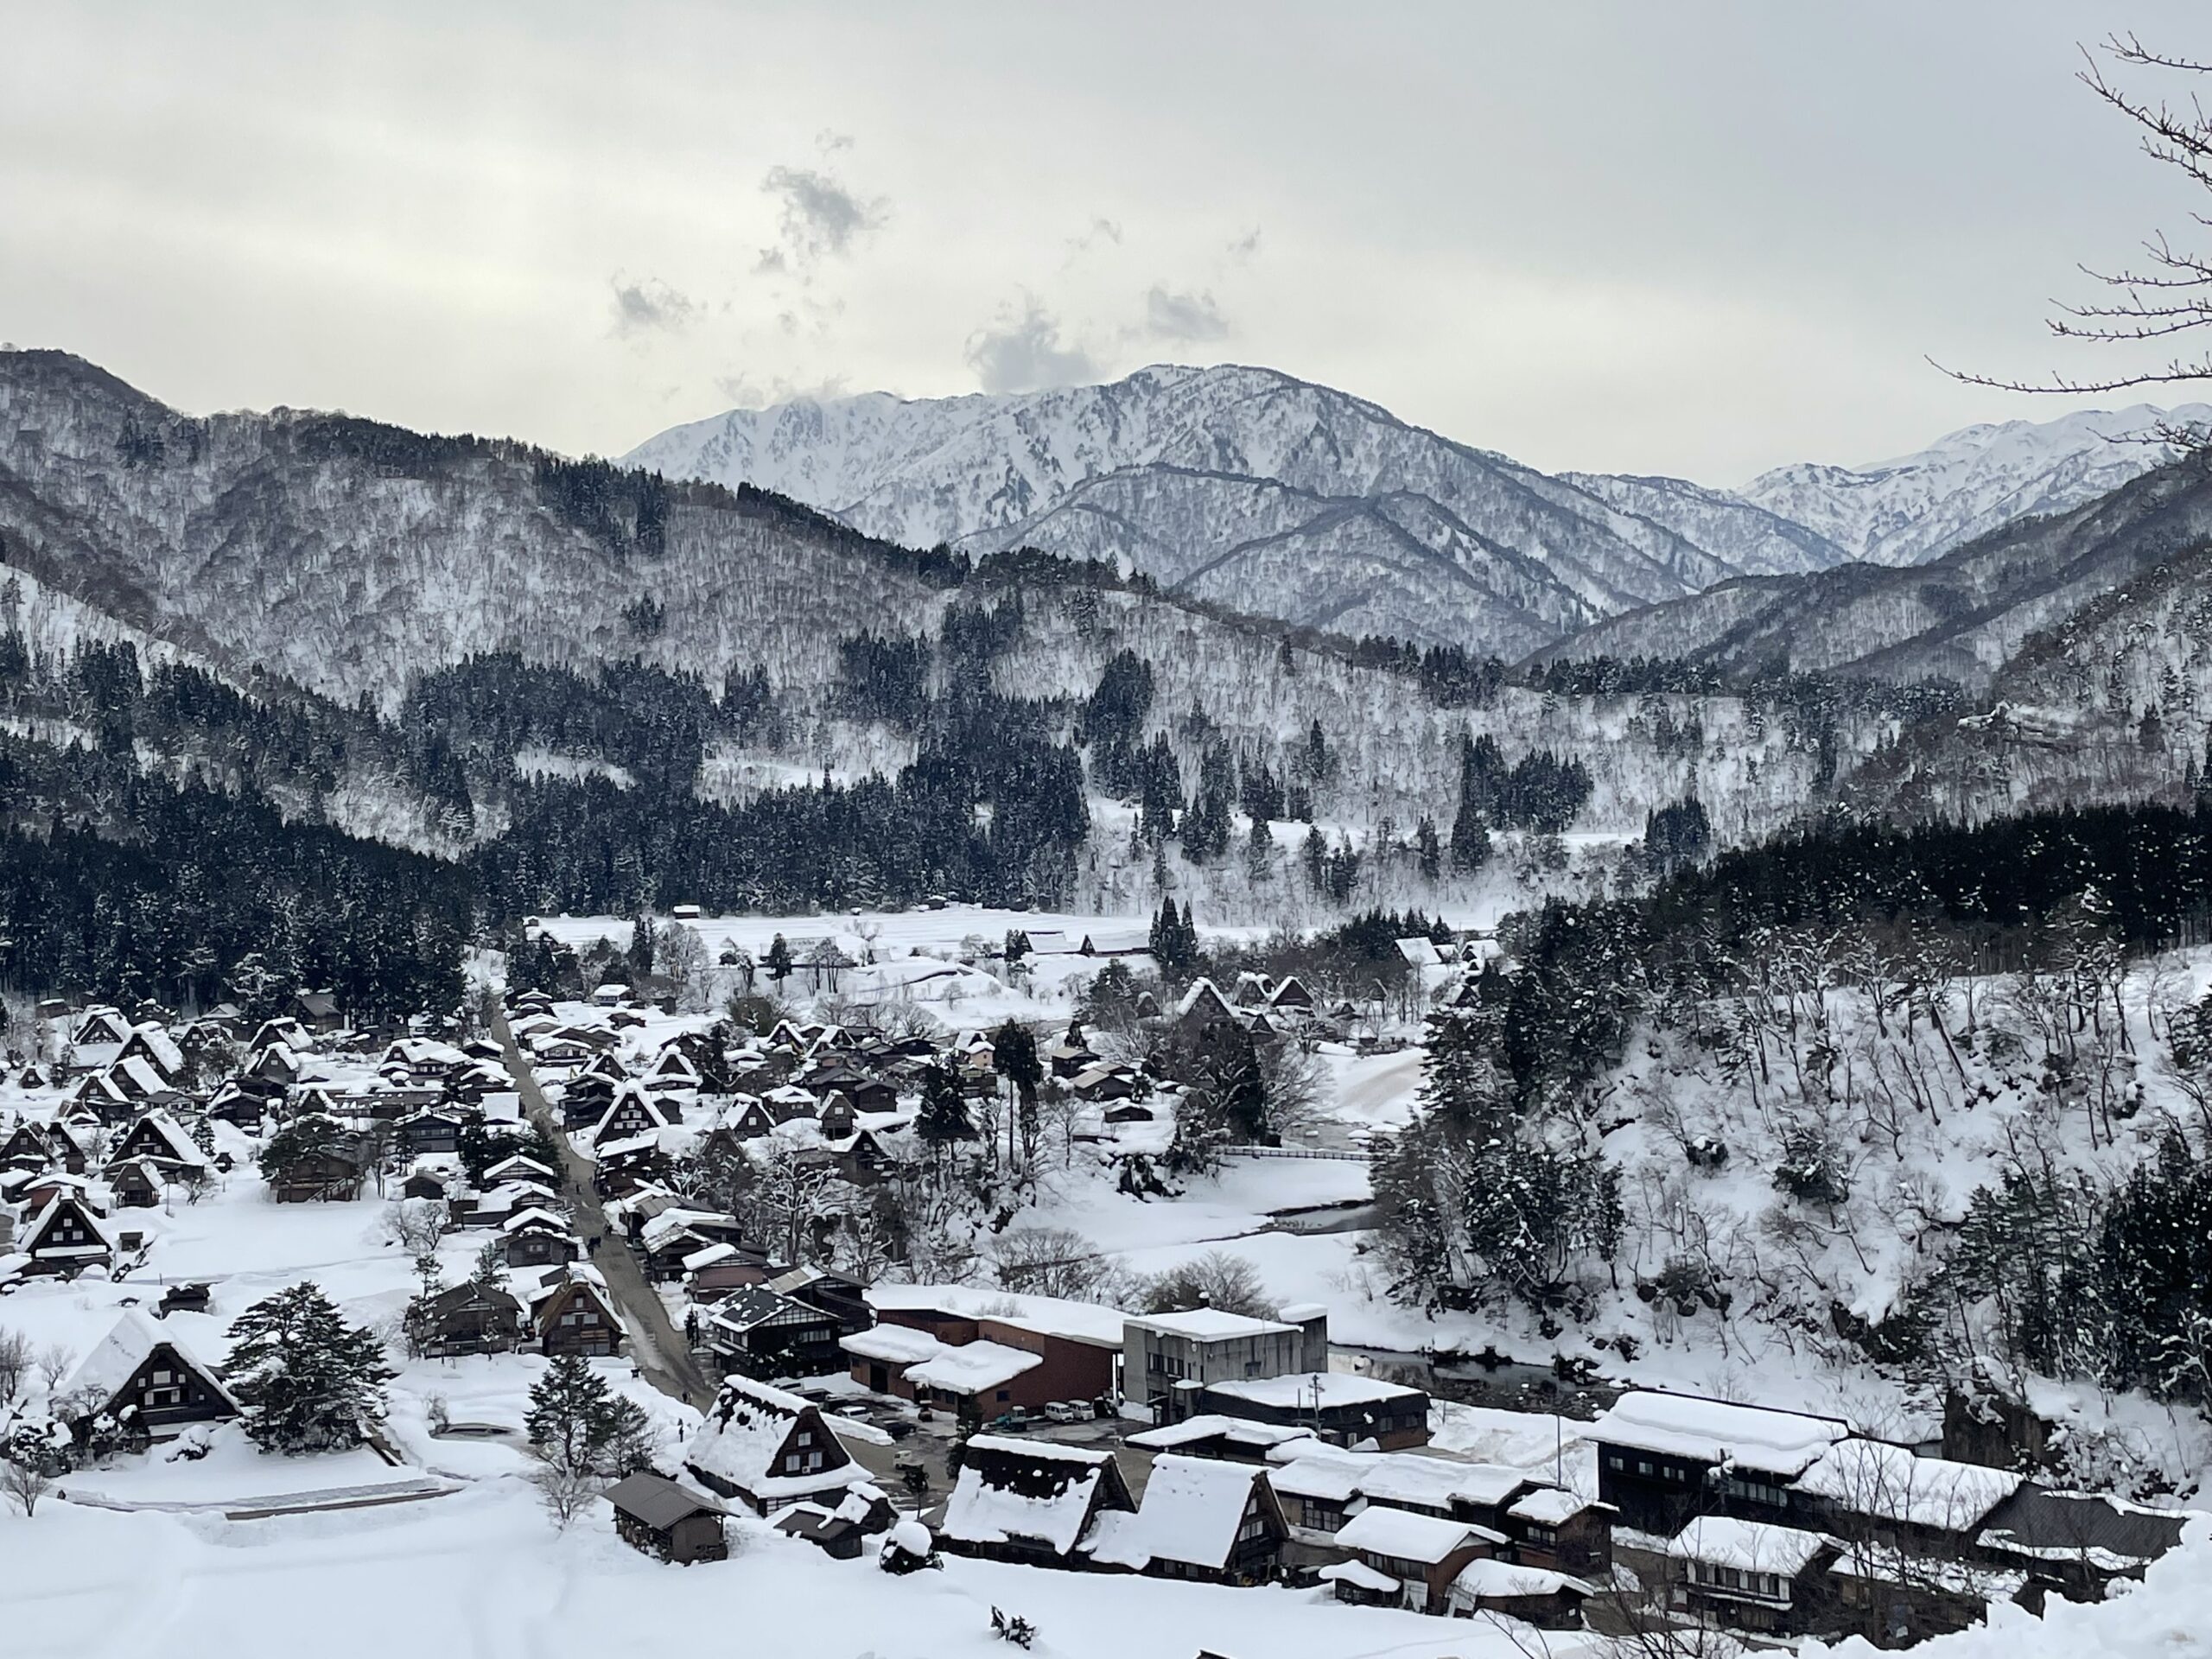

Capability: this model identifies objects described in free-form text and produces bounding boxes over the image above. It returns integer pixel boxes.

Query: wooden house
[2,1122,82,1174]
[393,1108,471,1159]
[416,1282,527,1357]
[20,1192,116,1274]
[500,1207,581,1269]
[289,989,344,1033]
[1590,1391,1849,1535]
[72,1007,133,1047]
[1325,1507,1503,1615]
[590,1084,678,1150]
[117,1023,185,1084]
[938,1436,1135,1567]
[1083,1453,1288,1585]
[701,1287,842,1380]
[772,1485,897,1560]
[105,1158,164,1210]
[1663,1516,1838,1637]
[267,1143,370,1204]
[607,1472,728,1564]
[61,1311,238,1441]
[530,1268,622,1357]
[1443,1560,1592,1629]
[682,1375,874,1515]
[109,1110,206,1175]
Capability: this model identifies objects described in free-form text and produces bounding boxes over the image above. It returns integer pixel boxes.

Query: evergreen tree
[1244,817,1274,884]
[917,1058,971,1154]
[469,1238,509,1294]
[525,1352,653,1477]
[764,933,794,990]
[226,1283,394,1454]
[1414,815,1441,882]
[1221,1029,1269,1142]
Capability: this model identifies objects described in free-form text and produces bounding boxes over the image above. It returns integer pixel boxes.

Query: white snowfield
[1804,1517,2212,1659]
[3,1481,1618,1659]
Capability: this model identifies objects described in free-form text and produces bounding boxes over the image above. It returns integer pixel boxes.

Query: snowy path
[489,1005,713,1409]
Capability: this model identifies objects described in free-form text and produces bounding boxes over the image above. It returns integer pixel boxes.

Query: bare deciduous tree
[1944,35,2212,450]
[0,1331,30,1403]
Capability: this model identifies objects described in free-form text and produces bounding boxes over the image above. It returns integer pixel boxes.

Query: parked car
[989,1407,1030,1431]
[1042,1401,1085,1424]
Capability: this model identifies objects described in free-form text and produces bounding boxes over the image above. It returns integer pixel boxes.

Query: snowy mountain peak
[1738,401,2212,566]
[627,367,2211,655]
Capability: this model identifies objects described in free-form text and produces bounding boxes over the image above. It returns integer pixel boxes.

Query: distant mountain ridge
[625,366,2206,657]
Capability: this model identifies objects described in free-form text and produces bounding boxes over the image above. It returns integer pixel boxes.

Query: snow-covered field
[4,1484,1601,1659]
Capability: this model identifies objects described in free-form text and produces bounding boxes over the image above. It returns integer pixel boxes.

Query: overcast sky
[4,2,2209,480]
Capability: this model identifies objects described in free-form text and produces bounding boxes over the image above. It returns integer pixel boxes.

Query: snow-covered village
[20,7,2212,1658]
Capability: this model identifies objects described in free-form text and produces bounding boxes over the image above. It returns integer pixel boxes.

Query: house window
[1605,1454,1625,1471]
[1637,1460,1653,1477]
[996,1389,1010,1402]
[1236,1515,1268,1544]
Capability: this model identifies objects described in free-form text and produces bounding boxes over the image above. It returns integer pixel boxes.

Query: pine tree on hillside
[917,1058,971,1154]
[1415,815,1441,882]
[765,933,794,990]
[1245,817,1274,884]
[226,1283,394,1454]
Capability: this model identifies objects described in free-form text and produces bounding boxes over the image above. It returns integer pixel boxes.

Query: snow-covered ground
[3,1482,1603,1659]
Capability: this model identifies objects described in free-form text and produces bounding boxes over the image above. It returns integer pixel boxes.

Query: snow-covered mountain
[1736,402,2212,567]
[626,367,2206,653]
[625,365,1769,655]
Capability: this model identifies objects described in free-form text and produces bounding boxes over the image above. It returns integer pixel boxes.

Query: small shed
[607,1472,728,1564]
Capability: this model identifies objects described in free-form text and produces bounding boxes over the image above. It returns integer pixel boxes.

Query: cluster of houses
[1588,1390,2196,1642]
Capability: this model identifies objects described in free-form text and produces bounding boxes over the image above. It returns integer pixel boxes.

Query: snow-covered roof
[1205,1372,1413,1410]
[1666,1516,1833,1576]
[1125,1414,1315,1452]
[1318,1559,1399,1593]
[1084,1455,1269,1572]
[483,1154,556,1181]
[1508,1486,1602,1528]
[683,1376,867,1503]
[839,1325,947,1365]
[1127,1307,1295,1342]
[1590,1390,1850,1476]
[903,1339,1042,1395]
[63,1310,235,1413]
[118,1110,204,1166]
[499,1205,572,1236]
[1335,1504,1496,1563]
[683,1242,739,1273]
[1356,1455,1530,1513]
[124,1022,184,1076]
[863,1283,1127,1348]
[1796,1438,2021,1530]
[939,1438,1119,1555]
[112,1055,169,1096]
[1175,978,1231,1020]
[1448,1559,1591,1602]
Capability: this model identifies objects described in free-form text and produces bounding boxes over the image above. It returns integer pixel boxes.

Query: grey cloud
[1069,216,1122,254]
[714,370,852,409]
[760,164,889,268]
[965,299,1101,393]
[609,276,699,336]
[1144,284,1230,342]
[1226,226,1262,262]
